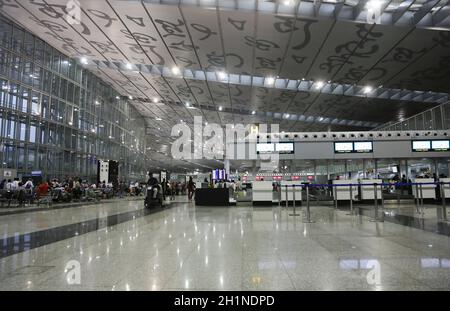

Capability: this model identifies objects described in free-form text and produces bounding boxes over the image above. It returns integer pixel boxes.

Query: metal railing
[278,181,450,223]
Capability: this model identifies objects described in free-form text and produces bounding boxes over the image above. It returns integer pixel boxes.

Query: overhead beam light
[251,110,256,115]
[185,102,190,107]
[366,0,383,10]
[80,57,88,65]
[218,106,223,111]
[315,81,324,89]
[363,86,373,94]
[266,77,275,85]
[128,95,133,100]
[126,63,133,70]
[156,117,162,121]
[217,71,227,80]
[172,66,181,75]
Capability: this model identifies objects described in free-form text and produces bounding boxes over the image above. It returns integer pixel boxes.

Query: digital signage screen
[256,143,275,154]
[334,142,353,153]
[431,140,450,151]
[275,142,294,154]
[412,140,431,152]
[354,141,373,153]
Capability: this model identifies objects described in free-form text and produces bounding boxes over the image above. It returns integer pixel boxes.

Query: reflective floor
[1,197,450,291]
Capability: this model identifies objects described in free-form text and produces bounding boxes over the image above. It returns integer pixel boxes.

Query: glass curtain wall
[375,102,450,131]
[0,16,148,182]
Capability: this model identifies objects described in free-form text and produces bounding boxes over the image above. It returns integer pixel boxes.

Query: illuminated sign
[412,140,431,152]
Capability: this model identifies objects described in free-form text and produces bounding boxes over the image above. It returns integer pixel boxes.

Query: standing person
[0,179,6,189]
[161,178,167,201]
[187,176,195,201]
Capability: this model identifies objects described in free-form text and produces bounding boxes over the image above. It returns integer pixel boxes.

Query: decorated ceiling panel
[1,0,449,167]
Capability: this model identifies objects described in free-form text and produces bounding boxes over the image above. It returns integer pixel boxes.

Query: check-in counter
[440,178,450,202]
[332,180,358,201]
[412,178,436,199]
[252,181,273,206]
[195,188,232,206]
[280,181,302,205]
[360,179,382,201]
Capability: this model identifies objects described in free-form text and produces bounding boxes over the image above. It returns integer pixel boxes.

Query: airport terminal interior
[0,0,450,291]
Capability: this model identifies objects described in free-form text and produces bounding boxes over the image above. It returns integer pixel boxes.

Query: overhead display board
[431,140,450,151]
[275,142,294,154]
[412,140,450,152]
[257,142,294,154]
[334,141,373,154]
[256,143,275,154]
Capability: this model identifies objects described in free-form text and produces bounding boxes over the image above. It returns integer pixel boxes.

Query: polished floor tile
[0,198,450,291]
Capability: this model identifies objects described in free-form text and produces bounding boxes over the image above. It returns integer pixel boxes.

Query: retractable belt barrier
[278,181,450,223]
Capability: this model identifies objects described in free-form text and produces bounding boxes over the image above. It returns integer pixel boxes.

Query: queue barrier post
[440,182,448,222]
[370,183,383,222]
[285,185,288,210]
[289,185,301,217]
[303,185,315,223]
[334,185,338,209]
[415,184,420,214]
[346,184,354,216]
[419,183,425,217]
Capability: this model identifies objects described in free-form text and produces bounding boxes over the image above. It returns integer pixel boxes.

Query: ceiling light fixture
[152,97,159,103]
[285,114,290,118]
[218,106,223,111]
[366,0,383,10]
[251,110,256,115]
[266,77,275,85]
[185,102,190,107]
[115,96,120,100]
[363,86,373,94]
[129,95,133,100]
[126,63,133,70]
[172,66,181,75]
[217,71,227,80]
[80,57,88,65]
[315,81,324,89]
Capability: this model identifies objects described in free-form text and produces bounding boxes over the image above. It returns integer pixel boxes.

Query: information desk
[195,188,232,206]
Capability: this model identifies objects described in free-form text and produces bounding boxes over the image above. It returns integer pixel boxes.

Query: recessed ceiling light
[126,63,133,70]
[172,66,181,75]
[95,100,100,105]
[285,114,290,118]
[251,110,256,115]
[363,86,373,94]
[217,71,227,80]
[218,106,223,111]
[153,97,159,103]
[366,0,382,10]
[80,57,88,65]
[266,77,275,85]
[315,81,324,89]
[185,102,190,107]
[116,96,120,100]
[129,95,133,100]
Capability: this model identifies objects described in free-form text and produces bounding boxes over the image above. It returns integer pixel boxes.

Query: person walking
[187,176,195,201]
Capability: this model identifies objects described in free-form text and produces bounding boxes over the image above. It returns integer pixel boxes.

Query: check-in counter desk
[252,181,274,206]
[440,178,450,202]
[412,178,436,200]
[280,181,302,206]
[333,180,358,202]
[360,179,382,202]
[195,188,233,206]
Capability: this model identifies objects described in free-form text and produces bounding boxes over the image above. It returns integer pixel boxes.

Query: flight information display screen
[354,141,373,153]
[412,140,431,152]
[431,140,450,151]
[334,142,353,153]
[256,143,275,154]
[275,142,294,154]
